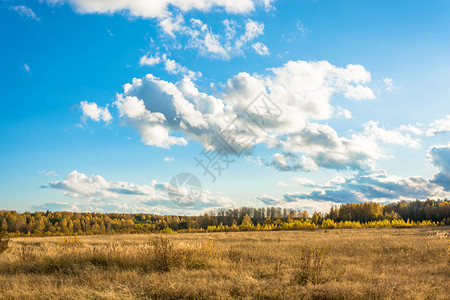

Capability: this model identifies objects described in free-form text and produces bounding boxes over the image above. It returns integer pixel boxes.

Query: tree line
[0,199,448,236]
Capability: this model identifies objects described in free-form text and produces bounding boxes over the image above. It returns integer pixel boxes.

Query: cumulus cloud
[428,142,450,191]
[80,101,112,123]
[46,170,235,214]
[426,115,450,136]
[164,157,175,162]
[10,5,40,20]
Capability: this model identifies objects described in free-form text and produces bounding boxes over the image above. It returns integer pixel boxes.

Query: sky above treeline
[1,0,449,215]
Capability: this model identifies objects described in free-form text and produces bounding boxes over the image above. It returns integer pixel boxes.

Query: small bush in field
[149,235,179,272]
[57,236,83,250]
[0,235,9,253]
[294,244,328,285]
[148,235,212,272]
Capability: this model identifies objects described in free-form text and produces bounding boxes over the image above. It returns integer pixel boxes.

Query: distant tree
[1,219,7,232]
[241,214,253,226]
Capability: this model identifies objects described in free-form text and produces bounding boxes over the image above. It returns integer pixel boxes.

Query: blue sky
[1,0,449,215]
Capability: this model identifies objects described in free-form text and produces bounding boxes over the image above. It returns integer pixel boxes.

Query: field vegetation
[0,227,448,299]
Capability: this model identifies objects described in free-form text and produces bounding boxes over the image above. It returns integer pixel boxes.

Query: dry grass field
[0,227,449,299]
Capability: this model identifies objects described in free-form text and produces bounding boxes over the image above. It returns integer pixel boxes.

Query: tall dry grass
[0,227,448,299]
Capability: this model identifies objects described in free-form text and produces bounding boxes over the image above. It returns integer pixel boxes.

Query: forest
[1,199,449,236]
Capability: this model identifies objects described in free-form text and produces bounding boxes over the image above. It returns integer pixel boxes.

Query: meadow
[0,226,448,299]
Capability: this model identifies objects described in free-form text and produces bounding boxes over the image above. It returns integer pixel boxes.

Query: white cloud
[293,175,346,189]
[236,19,264,49]
[296,20,308,35]
[10,5,40,20]
[139,54,161,66]
[426,115,450,136]
[46,170,235,214]
[164,157,175,162]
[23,63,31,73]
[276,180,288,187]
[46,0,257,19]
[335,107,352,119]
[428,142,450,191]
[257,194,336,214]
[139,53,201,79]
[260,0,276,12]
[38,170,58,177]
[399,124,423,135]
[292,176,317,186]
[344,84,375,100]
[363,121,421,149]
[159,14,185,37]
[383,77,394,92]
[264,153,318,172]
[162,55,201,78]
[80,101,113,123]
[252,42,269,55]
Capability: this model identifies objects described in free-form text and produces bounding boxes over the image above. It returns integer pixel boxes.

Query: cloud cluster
[158,17,267,59]
[108,60,377,163]
[43,170,235,213]
[258,168,448,212]
[47,0,273,59]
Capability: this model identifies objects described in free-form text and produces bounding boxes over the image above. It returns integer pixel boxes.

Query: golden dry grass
[0,227,449,299]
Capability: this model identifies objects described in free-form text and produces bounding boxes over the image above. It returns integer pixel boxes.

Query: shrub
[147,235,213,272]
[294,244,328,285]
[148,235,179,272]
[57,235,84,250]
[0,235,9,253]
